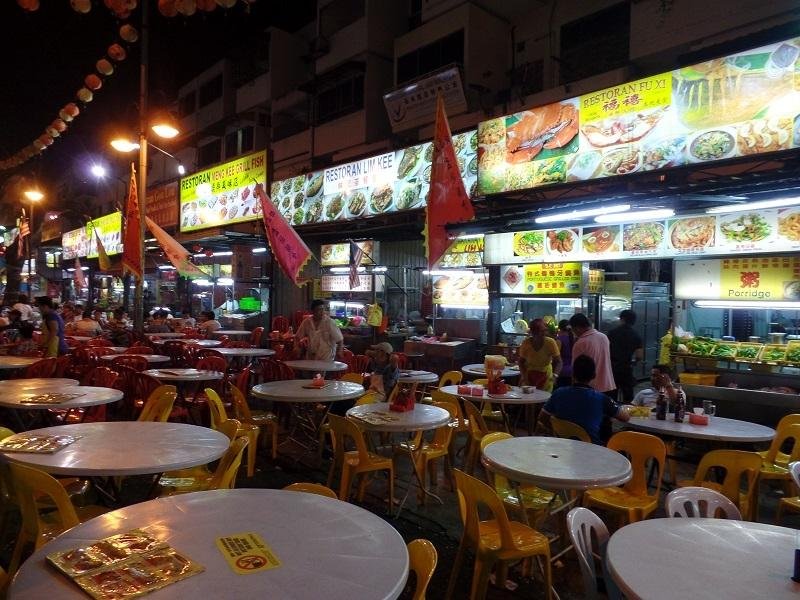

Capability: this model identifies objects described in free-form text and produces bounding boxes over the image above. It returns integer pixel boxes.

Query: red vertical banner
[425,95,475,269]
[121,163,143,281]
[255,183,312,286]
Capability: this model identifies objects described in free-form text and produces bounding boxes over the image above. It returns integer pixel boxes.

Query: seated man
[74,310,104,337]
[633,364,686,409]
[197,310,221,335]
[536,354,629,445]
[366,342,399,402]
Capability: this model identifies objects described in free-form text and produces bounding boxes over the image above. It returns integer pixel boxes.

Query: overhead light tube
[535,204,630,224]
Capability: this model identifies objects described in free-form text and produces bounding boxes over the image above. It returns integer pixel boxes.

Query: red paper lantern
[216,0,237,8]
[177,0,197,16]
[45,126,60,138]
[16,0,39,12]
[85,74,102,91]
[197,0,216,10]
[108,44,127,62]
[77,88,94,103]
[96,59,114,76]
[50,119,67,132]
[71,0,91,13]
[119,24,138,43]
[158,0,178,17]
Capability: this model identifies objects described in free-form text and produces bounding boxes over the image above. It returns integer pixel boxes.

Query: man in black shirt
[607,309,643,404]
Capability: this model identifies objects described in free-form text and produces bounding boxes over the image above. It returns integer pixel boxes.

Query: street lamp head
[24,190,43,202]
[150,112,180,139]
[177,164,186,175]
[90,164,107,179]
[110,138,140,153]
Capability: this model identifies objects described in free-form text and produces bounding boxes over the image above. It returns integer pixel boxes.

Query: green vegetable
[785,348,800,363]
[711,344,736,358]
[736,346,760,359]
[762,347,786,361]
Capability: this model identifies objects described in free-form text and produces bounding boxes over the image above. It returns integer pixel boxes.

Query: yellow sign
[180,150,267,232]
[523,262,582,295]
[215,533,281,575]
[587,269,605,294]
[61,212,122,260]
[720,256,800,300]
[580,72,672,123]
[447,237,484,254]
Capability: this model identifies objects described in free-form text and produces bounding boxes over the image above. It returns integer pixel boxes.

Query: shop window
[223,127,255,159]
[198,139,221,168]
[225,131,238,158]
[559,3,630,84]
[199,74,223,108]
[319,0,365,39]
[241,126,254,152]
[178,91,196,117]
[315,73,365,125]
[397,29,464,85]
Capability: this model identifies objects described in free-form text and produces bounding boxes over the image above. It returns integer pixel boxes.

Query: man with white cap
[366,341,399,401]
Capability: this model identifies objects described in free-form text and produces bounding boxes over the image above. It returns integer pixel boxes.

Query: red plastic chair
[340,348,355,371]
[352,354,371,374]
[22,358,57,379]
[271,316,289,334]
[86,338,111,347]
[196,349,225,362]
[159,340,186,366]
[196,356,227,374]
[392,352,408,370]
[81,366,120,388]
[111,355,148,372]
[66,366,121,423]
[125,345,153,354]
[53,355,72,378]
[250,327,264,347]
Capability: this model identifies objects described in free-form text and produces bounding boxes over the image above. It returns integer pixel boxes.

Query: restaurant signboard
[499,262,605,295]
[146,182,179,229]
[179,150,267,232]
[62,212,122,260]
[320,240,377,267]
[477,36,800,195]
[485,207,800,265]
[432,270,488,306]
[320,274,382,293]
[675,256,800,301]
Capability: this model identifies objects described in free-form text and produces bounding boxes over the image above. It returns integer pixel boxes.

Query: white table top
[214,347,276,358]
[626,414,775,443]
[214,330,252,337]
[347,403,451,433]
[0,356,39,370]
[482,436,632,490]
[143,368,224,382]
[0,422,228,476]
[397,370,439,384]
[8,488,409,600]
[462,363,520,378]
[251,380,365,403]
[144,332,186,339]
[607,518,800,600]
[100,353,171,364]
[0,386,123,410]
[439,384,550,405]
[185,339,222,347]
[65,336,92,342]
[284,360,348,373]
[0,378,79,391]
[106,346,128,353]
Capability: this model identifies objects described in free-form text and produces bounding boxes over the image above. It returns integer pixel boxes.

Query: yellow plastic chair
[756,423,800,519]
[340,372,365,386]
[283,482,338,499]
[327,414,394,508]
[550,416,592,443]
[777,461,800,523]
[758,414,800,464]
[583,431,666,525]
[446,469,552,600]
[158,419,239,487]
[408,538,438,600]
[470,378,504,426]
[159,428,248,496]
[481,432,560,527]
[396,401,458,503]
[677,449,762,521]
[229,384,279,460]
[461,399,490,475]
[318,390,380,458]
[137,385,177,422]
[207,388,260,478]
[473,378,488,386]
[439,370,463,388]
[8,463,108,577]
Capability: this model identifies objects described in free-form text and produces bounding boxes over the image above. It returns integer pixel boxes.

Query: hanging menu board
[435,237,484,268]
[61,212,122,260]
[269,130,477,227]
[484,207,800,264]
[432,270,488,306]
[674,256,800,301]
[477,36,800,195]
[319,240,377,267]
[499,263,605,295]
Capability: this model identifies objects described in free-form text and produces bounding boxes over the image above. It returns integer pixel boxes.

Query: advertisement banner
[323,153,396,196]
[146,182,179,228]
[499,263,582,295]
[62,212,122,260]
[432,271,488,306]
[320,240,376,267]
[675,256,800,301]
[383,66,467,132]
[179,150,267,232]
[477,36,800,195]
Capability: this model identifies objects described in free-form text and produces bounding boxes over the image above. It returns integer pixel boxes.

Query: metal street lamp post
[23,189,43,296]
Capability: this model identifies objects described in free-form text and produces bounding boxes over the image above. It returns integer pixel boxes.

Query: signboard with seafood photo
[674,256,800,302]
[320,240,377,267]
[61,212,122,260]
[485,207,800,265]
[269,130,477,227]
[179,151,267,232]
[477,36,800,195]
[432,271,488,306]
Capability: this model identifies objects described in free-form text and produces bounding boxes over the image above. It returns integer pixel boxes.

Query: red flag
[74,257,86,290]
[255,183,312,286]
[424,95,475,269]
[145,216,209,279]
[121,163,143,281]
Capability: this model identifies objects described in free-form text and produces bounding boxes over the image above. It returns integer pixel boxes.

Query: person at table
[296,300,344,361]
[633,364,686,409]
[92,308,108,328]
[365,342,400,402]
[1,309,23,341]
[74,310,104,337]
[12,294,34,322]
[608,309,643,404]
[35,296,68,357]
[536,355,629,445]
[569,313,616,397]
[197,310,221,335]
[518,318,562,392]
[11,322,38,356]
[555,319,573,389]
[146,310,172,334]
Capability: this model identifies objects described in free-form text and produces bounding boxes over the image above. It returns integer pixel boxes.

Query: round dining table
[397,370,439,385]
[0,386,123,412]
[100,353,171,365]
[461,363,520,379]
[481,436,632,491]
[8,488,409,600]
[105,346,128,353]
[439,384,550,406]
[144,332,186,339]
[0,422,229,477]
[0,356,39,370]
[606,518,800,599]
[283,360,348,374]
[143,368,224,383]
[65,336,93,343]
[213,330,252,338]
[0,378,78,391]
[347,403,451,433]
[251,379,364,404]
[184,339,222,348]
[625,414,775,443]
[214,347,275,359]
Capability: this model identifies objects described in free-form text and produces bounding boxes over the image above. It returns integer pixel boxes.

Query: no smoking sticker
[216,533,281,575]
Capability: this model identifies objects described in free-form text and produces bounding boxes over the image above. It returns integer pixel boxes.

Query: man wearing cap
[366,342,399,401]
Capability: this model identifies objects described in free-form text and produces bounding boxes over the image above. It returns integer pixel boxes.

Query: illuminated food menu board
[484,208,800,264]
[432,271,488,306]
[674,256,800,301]
[499,263,605,295]
[270,130,477,226]
[179,151,267,232]
[435,236,483,269]
[320,240,377,267]
[478,36,800,195]
[62,212,122,260]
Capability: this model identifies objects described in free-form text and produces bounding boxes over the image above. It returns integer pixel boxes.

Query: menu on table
[47,529,204,600]
[20,393,84,405]
[350,411,401,425]
[0,434,80,454]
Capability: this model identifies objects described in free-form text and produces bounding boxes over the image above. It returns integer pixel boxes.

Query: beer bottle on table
[673,385,686,422]
[656,388,667,421]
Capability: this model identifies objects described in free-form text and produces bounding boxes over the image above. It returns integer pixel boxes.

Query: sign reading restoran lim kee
[179,150,267,232]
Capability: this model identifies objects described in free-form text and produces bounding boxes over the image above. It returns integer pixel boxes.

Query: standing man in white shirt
[12,295,34,322]
[296,300,344,361]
